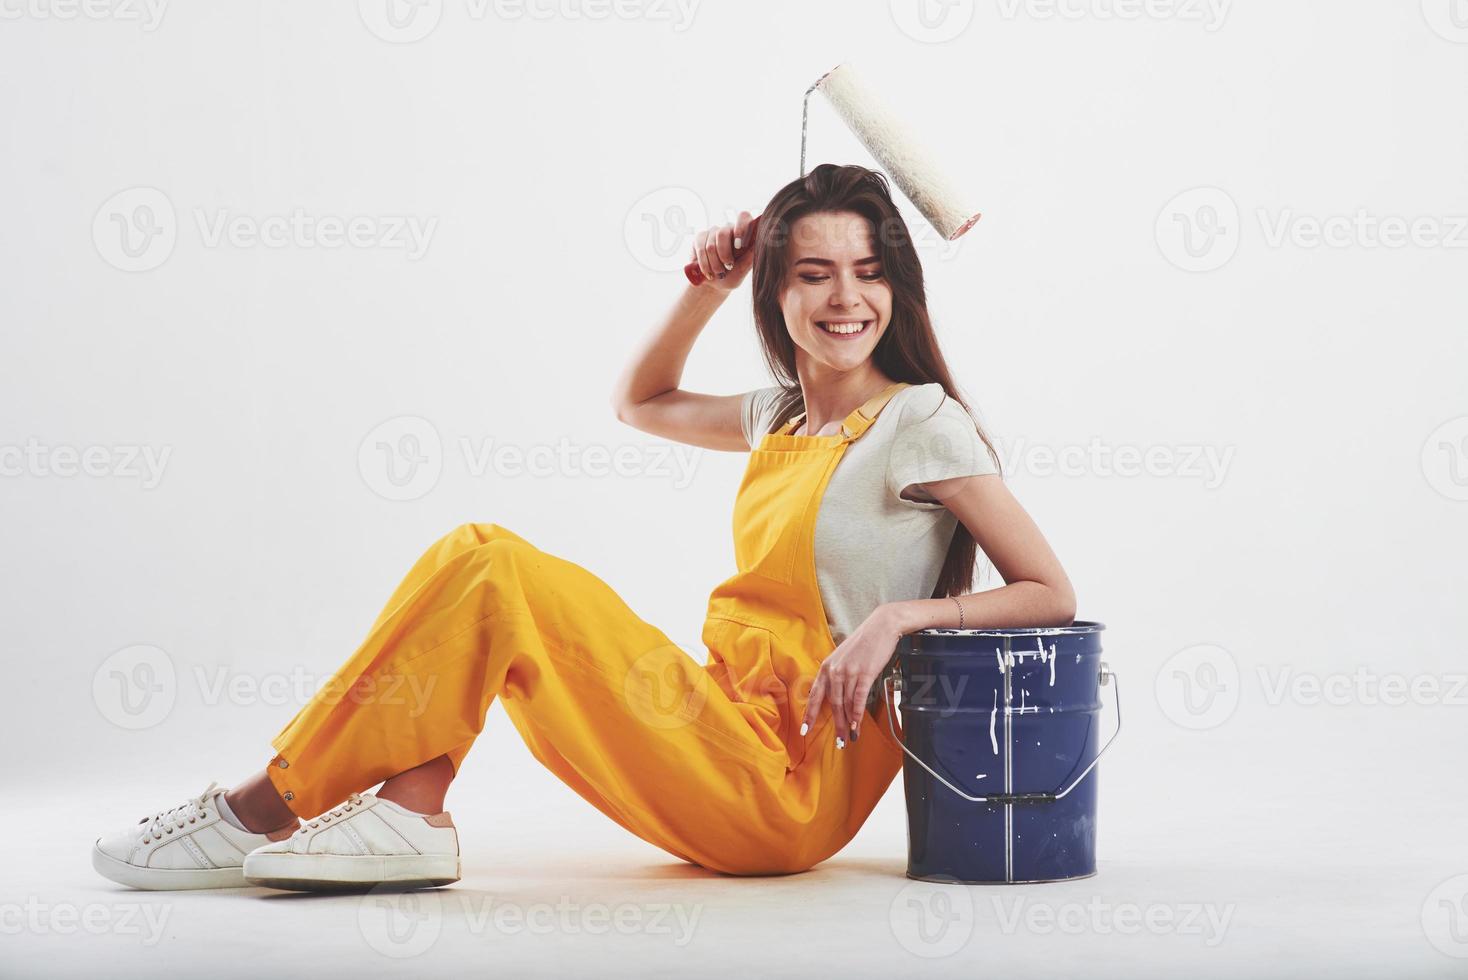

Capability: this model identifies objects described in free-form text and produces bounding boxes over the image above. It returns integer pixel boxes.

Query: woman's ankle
[224,770,301,834]
[376,754,455,815]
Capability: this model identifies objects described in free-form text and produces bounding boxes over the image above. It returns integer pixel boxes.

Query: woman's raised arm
[611,213,758,452]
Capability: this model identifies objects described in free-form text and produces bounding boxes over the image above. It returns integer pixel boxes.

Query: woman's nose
[829,275,862,308]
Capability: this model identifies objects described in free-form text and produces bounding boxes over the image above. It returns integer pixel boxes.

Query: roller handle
[683,214,763,286]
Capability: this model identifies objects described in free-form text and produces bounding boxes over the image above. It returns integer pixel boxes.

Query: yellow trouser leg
[265,523,807,873]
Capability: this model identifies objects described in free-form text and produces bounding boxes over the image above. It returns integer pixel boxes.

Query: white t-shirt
[739,382,999,645]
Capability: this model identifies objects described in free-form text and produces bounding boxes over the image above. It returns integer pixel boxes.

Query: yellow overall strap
[780,381,911,438]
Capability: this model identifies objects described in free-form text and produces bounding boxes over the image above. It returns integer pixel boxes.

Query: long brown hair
[748,163,1002,599]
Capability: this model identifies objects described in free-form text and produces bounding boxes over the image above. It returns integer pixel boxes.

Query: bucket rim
[905,620,1106,638]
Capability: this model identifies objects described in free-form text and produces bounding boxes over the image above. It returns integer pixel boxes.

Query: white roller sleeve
[816,63,981,241]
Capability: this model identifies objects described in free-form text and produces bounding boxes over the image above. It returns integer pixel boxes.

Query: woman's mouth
[817,319,873,339]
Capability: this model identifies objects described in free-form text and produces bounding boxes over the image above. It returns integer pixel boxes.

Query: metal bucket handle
[880,662,1122,805]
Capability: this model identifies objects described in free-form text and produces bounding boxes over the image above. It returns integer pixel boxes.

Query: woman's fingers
[845,672,877,740]
[801,667,826,735]
[690,227,714,283]
[828,667,850,747]
[711,225,735,273]
[732,210,753,251]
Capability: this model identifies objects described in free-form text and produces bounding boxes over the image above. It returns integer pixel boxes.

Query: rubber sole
[92,841,247,890]
[243,851,460,892]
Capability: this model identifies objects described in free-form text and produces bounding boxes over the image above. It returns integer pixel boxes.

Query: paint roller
[683,62,982,286]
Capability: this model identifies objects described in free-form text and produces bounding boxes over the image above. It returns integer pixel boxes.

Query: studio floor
[12,703,1466,978]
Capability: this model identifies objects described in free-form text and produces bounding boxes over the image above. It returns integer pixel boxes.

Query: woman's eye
[799,272,883,283]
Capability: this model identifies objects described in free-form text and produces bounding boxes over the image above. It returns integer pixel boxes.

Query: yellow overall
[266,383,911,875]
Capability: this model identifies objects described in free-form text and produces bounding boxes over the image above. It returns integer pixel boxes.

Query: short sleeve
[741,386,784,449]
[886,384,998,508]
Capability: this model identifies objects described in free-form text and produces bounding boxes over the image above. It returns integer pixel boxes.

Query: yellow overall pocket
[701,615,806,772]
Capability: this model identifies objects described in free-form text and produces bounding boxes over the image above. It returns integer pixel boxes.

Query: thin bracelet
[952,595,965,629]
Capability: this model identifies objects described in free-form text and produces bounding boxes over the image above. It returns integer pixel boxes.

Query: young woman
[91,164,1075,892]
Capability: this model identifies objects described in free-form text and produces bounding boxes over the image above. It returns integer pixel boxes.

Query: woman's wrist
[877,597,968,636]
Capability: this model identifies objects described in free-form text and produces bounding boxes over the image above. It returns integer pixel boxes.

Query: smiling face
[778,210,893,376]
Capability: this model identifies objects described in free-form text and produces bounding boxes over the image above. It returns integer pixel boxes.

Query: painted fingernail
[724,261,733,270]
[799,722,808,736]
[733,237,742,249]
[836,737,845,749]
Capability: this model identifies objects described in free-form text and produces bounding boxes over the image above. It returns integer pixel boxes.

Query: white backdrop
[3,1,1466,976]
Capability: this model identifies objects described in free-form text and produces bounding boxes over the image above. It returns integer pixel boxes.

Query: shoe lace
[296,792,366,834]
[140,781,220,842]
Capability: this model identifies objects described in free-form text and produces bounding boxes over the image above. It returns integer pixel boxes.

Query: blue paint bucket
[882,622,1119,884]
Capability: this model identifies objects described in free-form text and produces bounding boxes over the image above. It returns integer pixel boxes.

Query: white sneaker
[242,792,460,891]
[92,781,298,890]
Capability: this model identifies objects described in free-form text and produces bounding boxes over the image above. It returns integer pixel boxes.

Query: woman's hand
[800,605,905,747]
[690,211,755,292]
